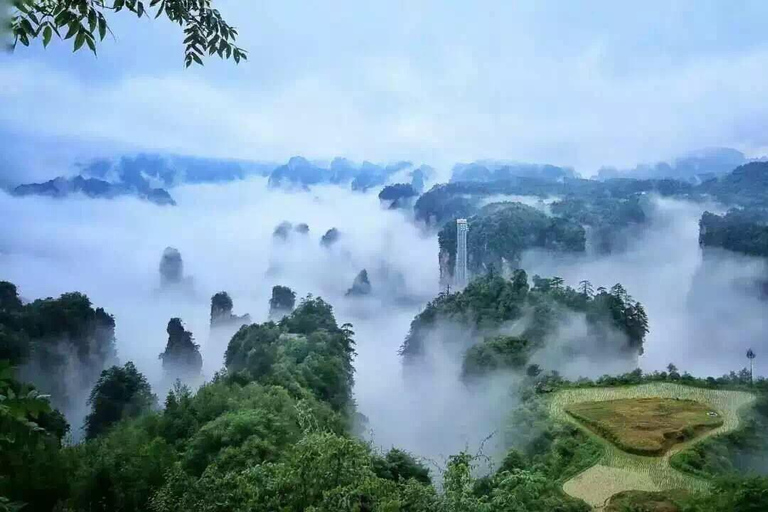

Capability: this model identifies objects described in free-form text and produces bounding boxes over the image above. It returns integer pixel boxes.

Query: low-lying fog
[2,179,766,461]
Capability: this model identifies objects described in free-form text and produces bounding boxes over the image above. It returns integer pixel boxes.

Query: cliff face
[346,270,372,297]
[439,247,452,288]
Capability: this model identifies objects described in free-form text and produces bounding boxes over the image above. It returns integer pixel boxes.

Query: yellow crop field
[549,383,755,510]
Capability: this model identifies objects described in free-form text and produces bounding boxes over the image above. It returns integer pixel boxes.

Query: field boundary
[549,382,755,509]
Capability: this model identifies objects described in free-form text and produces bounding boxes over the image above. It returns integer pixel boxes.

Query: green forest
[2,267,768,512]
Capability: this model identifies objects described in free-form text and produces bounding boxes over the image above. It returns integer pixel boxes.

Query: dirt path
[550,383,755,509]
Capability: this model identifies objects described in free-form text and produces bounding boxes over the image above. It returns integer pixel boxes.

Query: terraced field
[549,383,755,509]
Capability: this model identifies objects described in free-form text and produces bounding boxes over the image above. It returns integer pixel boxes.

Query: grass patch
[566,398,723,456]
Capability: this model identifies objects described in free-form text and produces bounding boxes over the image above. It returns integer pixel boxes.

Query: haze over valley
[3,2,768,511]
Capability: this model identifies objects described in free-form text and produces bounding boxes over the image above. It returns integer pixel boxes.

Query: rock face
[273,221,293,240]
[210,291,251,328]
[159,247,184,288]
[269,285,296,319]
[159,318,202,382]
[320,228,341,248]
[159,247,194,294]
[346,269,372,297]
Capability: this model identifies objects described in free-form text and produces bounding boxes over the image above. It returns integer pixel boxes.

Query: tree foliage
[699,208,768,257]
[84,361,156,439]
[9,0,247,66]
[400,271,649,366]
[269,285,296,316]
[438,202,585,279]
[159,318,202,382]
[0,282,117,411]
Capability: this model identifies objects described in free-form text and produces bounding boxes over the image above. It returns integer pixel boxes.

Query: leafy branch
[8,0,247,66]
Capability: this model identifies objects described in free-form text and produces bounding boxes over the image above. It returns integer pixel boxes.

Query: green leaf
[20,18,34,36]
[114,0,125,12]
[42,25,52,47]
[98,15,106,40]
[137,2,145,17]
[64,21,78,40]
[74,31,85,52]
[85,34,96,55]
[88,9,96,33]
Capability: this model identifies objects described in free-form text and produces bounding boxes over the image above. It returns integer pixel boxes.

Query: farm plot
[550,383,755,509]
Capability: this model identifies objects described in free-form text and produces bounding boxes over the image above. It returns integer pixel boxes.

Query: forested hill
[437,202,585,281]
[400,271,649,370]
[699,208,768,258]
[413,177,691,227]
[0,281,117,413]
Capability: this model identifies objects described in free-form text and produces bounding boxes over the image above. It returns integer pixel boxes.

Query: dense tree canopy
[438,202,585,280]
[400,271,648,369]
[1,277,766,511]
[699,208,768,257]
[0,282,117,411]
[226,296,355,413]
[268,285,296,318]
[10,0,247,66]
[84,361,156,439]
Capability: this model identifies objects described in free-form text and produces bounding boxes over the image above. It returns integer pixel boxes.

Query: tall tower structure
[455,219,469,288]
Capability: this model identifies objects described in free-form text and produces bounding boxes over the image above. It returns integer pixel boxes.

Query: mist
[3,181,767,458]
[521,196,768,378]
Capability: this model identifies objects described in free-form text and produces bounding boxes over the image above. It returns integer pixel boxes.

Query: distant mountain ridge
[9,153,279,205]
[597,147,748,183]
[267,156,428,191]
[450,161,577,182]
[12,175,175,205]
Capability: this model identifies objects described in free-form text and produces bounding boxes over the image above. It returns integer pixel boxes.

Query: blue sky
[2,0,768,183]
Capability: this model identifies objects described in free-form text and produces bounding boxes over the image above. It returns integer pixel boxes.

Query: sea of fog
[1,178,767,462]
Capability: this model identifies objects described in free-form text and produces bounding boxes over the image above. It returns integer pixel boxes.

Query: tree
[159,318,202,382]
[9,0,247,66]
[210,291,233,324]
[578,280,594,298]
[269,285,296,318]
[747,348,756,384]
[84,361,156,439]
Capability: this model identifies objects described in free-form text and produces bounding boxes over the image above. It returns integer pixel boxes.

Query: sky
[3,0,768,184]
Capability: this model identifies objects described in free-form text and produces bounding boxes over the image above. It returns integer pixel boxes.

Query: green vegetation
[2,277,768,511]
[210,291,250,327]
[549,380,758,509]
[10,0,247,66]
[400,271,648,366]
[84,361,156,440]
[159,318,202,383]
[0,281,117,412]
[699,209,768,257]
[414,177,692,227]
[604,489,690,512]
[438,202,585,278]
[566,398,723,456]
[269,285,297,318]
[670,394,768,479]
[550,196,647,253]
